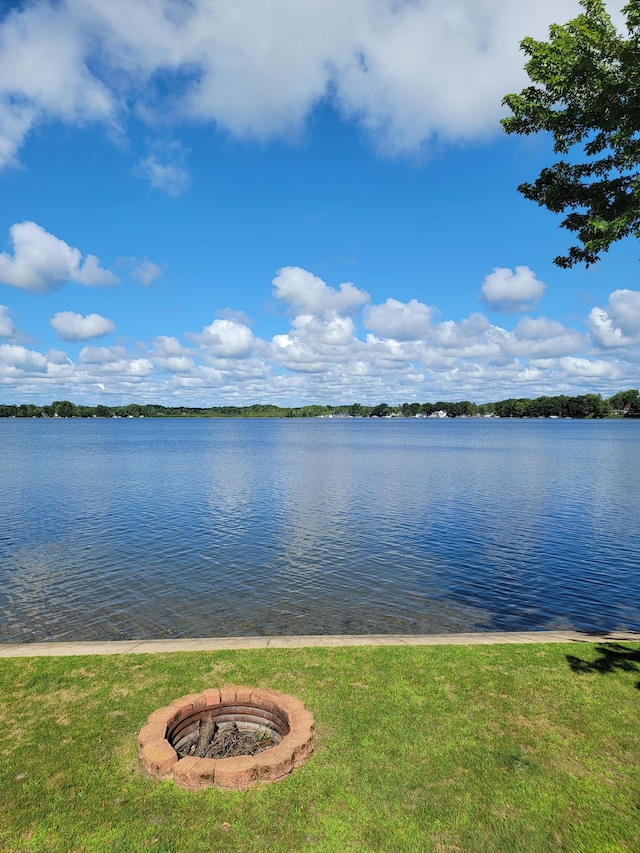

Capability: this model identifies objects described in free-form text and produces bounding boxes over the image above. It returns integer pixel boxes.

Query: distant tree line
[0,390,639,419]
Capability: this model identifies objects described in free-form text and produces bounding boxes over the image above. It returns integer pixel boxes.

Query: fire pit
[138,686,315,790]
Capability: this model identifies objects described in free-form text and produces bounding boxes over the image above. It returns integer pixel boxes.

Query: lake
[1,417,638,643]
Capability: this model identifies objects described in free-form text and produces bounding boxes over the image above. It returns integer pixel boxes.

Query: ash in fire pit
[139,686,315,790]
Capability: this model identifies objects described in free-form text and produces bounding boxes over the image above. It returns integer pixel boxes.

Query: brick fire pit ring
[138,686,315,790]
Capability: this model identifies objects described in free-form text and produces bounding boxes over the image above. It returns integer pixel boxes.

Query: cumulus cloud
[0,304,18,339]
[152,335,183,356]
[0,102,36,170]
[427,313,494,352]
[77,344,153,376]
[273,266,369,318]
[588,289,640,348]
[507,317,586,358]
[79,345,127,364]
[131,259,163,286]
[480,266,546,313]
[0,222,119,294]
[0,0,116,169]
[134,140,190,196]
[71,254,118,287]
[364,298,435,340]
[269,315,361,374]
[512,317,567,340]
[50,311,116,342]
[557,356,622,379]
[290,313,356,345]
[0,0,589,169]
[152,354,195,374]
[194,318,255,357]
[1,266,638,406]
[0,343,49,373]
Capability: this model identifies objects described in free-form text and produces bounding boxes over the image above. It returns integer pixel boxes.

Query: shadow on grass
[566,643,640,689]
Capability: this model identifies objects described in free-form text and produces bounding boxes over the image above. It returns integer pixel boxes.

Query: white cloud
[50,311,116,342]
[0,0,590,168]
[430,313,494,351]
[128,358,154,376]
[557,356,622,379]
[507,317,586,358]
[77,344,153,376]
[1,266,638,406]
[269,314,363,374]
[0,102,36,170]
[364,298,435,340]
[215,307,253,326]
[0,0,117,169]
[0,343,49,373]
[0,304,18,339]
[152,335,183,356]
[196,318,255,357]
[0,222,119,294]
[273,266,369,318]
[480,265,547,313]
[512,317,566,341]
[588,289,640,348]
[134,140,190,196]
[79,345,126,364]
[289,314,357,346]
[71,254,118,287]
[152,354,194,374]
[267,268,370,373]
[131,259,163,286]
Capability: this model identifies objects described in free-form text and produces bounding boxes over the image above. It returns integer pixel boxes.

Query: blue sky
[0,0,638,407]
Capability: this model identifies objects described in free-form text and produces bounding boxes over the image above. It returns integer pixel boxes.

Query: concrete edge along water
[1,630,639,657]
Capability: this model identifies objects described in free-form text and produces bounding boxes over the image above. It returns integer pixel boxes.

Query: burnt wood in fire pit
[174,718,278,759]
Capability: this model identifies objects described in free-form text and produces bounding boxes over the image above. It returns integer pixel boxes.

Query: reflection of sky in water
[1,418,639,642]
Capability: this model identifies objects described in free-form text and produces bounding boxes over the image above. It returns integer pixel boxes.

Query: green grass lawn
[1,641,638,852]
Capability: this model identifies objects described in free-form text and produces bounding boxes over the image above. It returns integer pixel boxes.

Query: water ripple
[1,418,639,641]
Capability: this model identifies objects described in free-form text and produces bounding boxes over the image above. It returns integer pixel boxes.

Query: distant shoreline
[1,389,639,419]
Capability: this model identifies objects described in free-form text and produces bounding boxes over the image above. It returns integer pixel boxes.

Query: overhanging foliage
[502,0,640,267]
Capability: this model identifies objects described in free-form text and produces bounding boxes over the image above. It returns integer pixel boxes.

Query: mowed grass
[0,642,639,853]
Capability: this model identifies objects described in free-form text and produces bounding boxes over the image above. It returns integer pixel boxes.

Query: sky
[0,0,638,408]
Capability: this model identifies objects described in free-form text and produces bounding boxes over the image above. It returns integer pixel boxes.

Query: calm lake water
[1,417,639,642]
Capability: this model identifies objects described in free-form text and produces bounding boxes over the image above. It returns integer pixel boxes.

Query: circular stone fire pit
[138,687,315,790]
